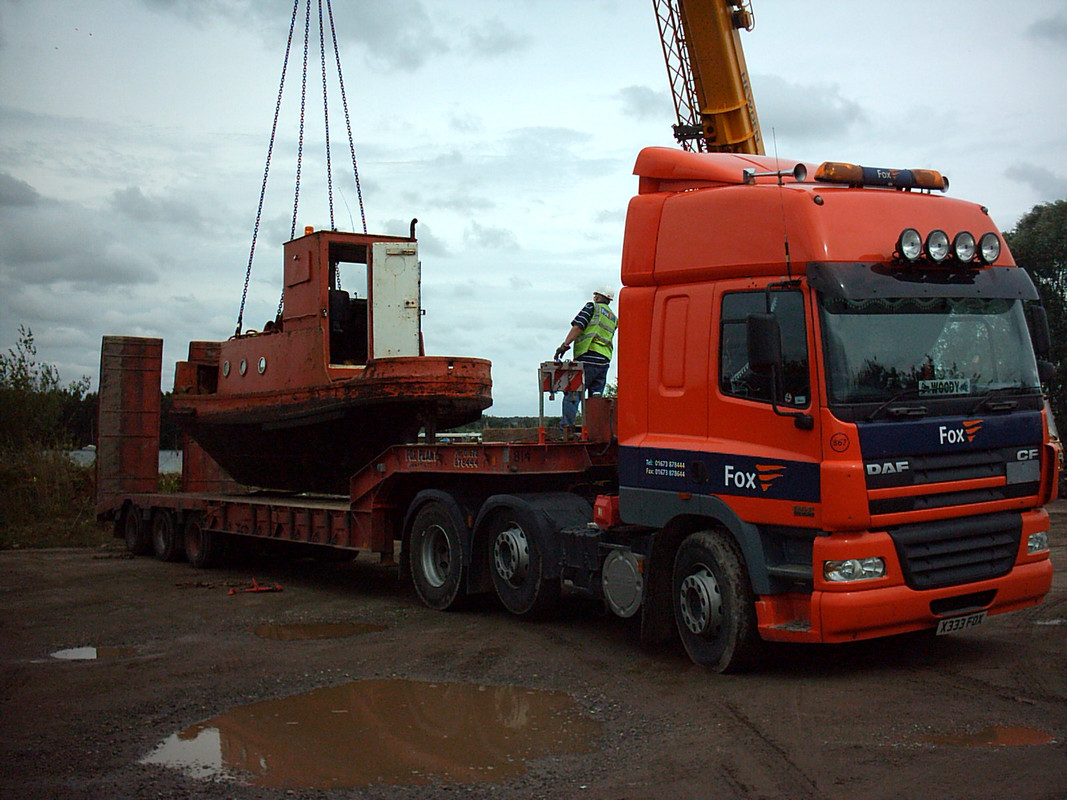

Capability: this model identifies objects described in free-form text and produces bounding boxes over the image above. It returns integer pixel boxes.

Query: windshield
[820,296,1041,407]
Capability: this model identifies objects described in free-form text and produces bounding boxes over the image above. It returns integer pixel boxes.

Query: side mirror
[1038,359,1056,384]
[1030,305,1051,359]
[747,313,782,371]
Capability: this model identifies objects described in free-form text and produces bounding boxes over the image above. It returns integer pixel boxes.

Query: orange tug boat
[172,228,492,493]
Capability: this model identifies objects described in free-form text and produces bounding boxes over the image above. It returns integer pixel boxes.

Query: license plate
[935,611,987,635]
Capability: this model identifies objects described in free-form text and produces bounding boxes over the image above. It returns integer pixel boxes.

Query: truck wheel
[184,518,220,568]
[487,507,559,617]
[123,507,151,556]
[673,531,761,673]
[151,510,183,562]
[409,501,466,611]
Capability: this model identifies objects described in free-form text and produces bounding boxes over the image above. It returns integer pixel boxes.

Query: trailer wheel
[184,518,220,569]
[151,510,183,562]
[673,531,761,673]
[487,506,559,617]
[409,501,466,611]
[123,506,151,556]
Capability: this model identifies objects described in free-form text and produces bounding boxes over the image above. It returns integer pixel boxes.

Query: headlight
[897,228,923,262]
[979,232,1001,264]
[1027,531,1049,554]
[823,557,886,582]
[953,231,976,262]
[925,229,950,262]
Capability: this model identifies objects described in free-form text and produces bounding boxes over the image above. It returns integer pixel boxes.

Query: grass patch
[0,449,112,550]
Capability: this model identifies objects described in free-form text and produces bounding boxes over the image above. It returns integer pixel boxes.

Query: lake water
[68,447,183,474]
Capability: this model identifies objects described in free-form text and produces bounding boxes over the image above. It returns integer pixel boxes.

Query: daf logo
[866,460,910,476]
[938,419,983,445]
[723,463,785,492]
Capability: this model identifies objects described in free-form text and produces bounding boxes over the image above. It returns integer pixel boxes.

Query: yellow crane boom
[653,0,764,154]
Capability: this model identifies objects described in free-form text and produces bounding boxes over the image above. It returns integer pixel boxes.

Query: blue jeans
[561,361,608,428]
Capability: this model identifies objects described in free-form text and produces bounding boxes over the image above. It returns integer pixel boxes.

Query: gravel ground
[1,511,1065,800]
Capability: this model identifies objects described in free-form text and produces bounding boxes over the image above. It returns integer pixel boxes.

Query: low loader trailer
[98,148,1058,672]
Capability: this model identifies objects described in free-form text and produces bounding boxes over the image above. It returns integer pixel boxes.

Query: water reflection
[142,679,599,788]
[51,646,136,660]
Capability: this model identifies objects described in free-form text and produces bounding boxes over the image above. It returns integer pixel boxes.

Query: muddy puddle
[253,621,384,640]
[141,679,600,789]
[922,725,1053,747]
[51,646,136,661]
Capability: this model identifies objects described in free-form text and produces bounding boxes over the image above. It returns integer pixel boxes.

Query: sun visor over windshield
[807,263,1039,301]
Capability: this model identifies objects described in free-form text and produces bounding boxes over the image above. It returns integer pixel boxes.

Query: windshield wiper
[970,386,1036,413]
[865,387,925,421]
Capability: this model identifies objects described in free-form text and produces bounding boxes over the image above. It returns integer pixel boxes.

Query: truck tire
[673,530,761,673]
[409,500,467,611]
[184,517,221,569]
[486,504,560,617]
[123,506,151,556]
[151,510,183,562]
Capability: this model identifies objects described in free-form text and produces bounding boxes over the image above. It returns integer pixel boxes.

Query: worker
[555,287,618,435]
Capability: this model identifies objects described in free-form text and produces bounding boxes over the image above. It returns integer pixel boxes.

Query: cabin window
[720,290,810,407]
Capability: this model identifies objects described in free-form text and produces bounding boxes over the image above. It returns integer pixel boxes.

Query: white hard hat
[594,286,615,301]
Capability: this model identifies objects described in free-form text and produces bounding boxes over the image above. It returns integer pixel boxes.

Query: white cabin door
[370,241,421,358]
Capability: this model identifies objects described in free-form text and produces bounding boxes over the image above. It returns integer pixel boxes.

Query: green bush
[0,326,110,550]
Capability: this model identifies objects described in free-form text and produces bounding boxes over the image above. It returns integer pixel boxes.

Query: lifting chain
[236,0,368,335]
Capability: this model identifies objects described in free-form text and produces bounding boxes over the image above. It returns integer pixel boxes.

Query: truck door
[712,285,820,522]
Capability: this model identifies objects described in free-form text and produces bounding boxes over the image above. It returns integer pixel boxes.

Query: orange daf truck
[99,150,1057,672]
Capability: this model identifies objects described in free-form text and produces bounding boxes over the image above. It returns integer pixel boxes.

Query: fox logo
[756,464,786,491]
[939,419,983,445]
[723,464,786,492]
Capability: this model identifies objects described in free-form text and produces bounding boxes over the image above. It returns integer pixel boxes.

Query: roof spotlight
[979,232,1001,265]
[897,228,923,262]
[953,231,976,262]
[925,229,950,262]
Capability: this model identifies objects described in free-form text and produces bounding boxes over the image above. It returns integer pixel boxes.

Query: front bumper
[755,509,1053,643]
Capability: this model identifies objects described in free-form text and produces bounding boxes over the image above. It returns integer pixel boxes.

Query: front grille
[866,446,1040,516]
[870,482,1035,515]
[887,512,1021,590]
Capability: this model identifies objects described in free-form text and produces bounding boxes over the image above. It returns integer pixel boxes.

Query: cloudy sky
[2,0,1066,415]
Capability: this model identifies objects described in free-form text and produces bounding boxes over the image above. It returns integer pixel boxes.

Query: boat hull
[174,357,491,493]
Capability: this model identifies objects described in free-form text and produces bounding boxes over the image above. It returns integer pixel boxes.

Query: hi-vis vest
[574,302,618,360]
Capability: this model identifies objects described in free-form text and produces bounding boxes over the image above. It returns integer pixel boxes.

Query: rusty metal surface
[96,337,162,516]
[181,436,240,495]
[172,357,492,493]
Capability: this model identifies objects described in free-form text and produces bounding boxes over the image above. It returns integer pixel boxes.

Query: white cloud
[617,85,674,122]
[1006,163,1067,203]
[1027,13,1067,46]
[751,75,865,143]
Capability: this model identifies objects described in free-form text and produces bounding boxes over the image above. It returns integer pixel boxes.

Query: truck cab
[615,147,1056,668]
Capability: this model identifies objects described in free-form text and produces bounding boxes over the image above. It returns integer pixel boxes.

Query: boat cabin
[175,228,423,396]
